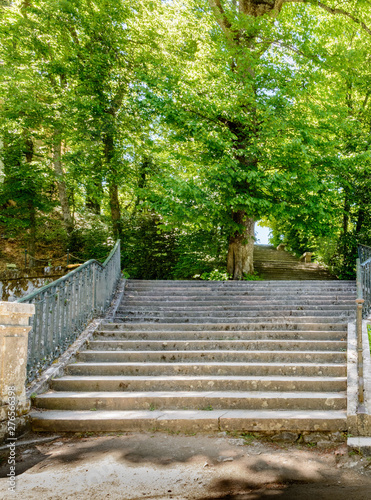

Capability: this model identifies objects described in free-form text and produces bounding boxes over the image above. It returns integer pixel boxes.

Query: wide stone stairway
[32,278,357,435]
[254,245,336,280]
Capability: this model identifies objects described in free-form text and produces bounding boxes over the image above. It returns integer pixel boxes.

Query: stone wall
[0,266,66,301]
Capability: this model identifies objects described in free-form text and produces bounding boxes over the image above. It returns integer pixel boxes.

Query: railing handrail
[17,240,121,382]
[18,240,120,304]
[359,243,371,252]
[358,243,371,265]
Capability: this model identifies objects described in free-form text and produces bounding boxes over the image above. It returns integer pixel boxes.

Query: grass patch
[200,405,213,411]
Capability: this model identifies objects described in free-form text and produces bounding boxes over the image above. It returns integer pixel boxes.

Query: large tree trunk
[53,131,74,235]
[24,137,37,268]
[227,210,255,279]
[27,200,36,268]
[103,133,122,238]
[108,181,122,238]
[86,176,103,215]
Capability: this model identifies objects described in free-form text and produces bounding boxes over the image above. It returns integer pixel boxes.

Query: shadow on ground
[1,432,371,499]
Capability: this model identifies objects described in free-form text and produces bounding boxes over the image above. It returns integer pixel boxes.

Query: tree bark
[27,200,36,268]
[227,211,255,279]
[24,137,37,268]
[103,133,122,238]
[86,176,103,215]
[356,207,365,234]
[53,131,74,235]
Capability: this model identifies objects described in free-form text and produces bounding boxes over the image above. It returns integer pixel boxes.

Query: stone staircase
[254,245,336,280]
[31,279,356,435]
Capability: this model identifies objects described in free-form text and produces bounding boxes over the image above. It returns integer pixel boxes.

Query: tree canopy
[1,0,370,278]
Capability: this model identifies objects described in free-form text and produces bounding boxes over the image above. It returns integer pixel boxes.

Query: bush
[197,269,230,280]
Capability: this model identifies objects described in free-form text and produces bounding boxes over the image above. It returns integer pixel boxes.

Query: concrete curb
[347,318,371,453]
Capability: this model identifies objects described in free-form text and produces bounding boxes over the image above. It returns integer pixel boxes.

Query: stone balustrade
[0,302,35,441]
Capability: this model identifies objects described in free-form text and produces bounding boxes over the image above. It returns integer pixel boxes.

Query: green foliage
[242,272,263,281]
[120,212,178,280]
[171,229,227,279]
[67,214,113,263]
[1,0,371,278]
[198,269,231,281]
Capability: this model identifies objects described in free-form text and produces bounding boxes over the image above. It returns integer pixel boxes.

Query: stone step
[50,375,347,392]
[123,291,356,299]
[123,299,355,308]
[123,296,356,305]
[125,285,353,293]
[77,350,346,363]
[125,279,355,286]
[115,310,355,319]
[105,321,348,331]
[123,283,355,290]
[30,409,347,433]
[83,339,346,352]
[34,390,346,411]
[65,361,347,377]
[118,301,355,314]
[94,329,347,341]
[114,318,350,327]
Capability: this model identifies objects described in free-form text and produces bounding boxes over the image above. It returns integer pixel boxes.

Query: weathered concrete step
[124,283,355,291]
[125,280,355,287]
[34,390,346,411]
[83,339,347,352]
[124,292,356,300]
[126,279,355,287]
[118,304,354,312]
[115,317,350,327]
[30,409,347,433]
[123,297,356,306]
[107,321,348,331]
[77,350,346,363]
[94,329,347,341]
[123,299,355,307]
[125,286,353,293]
[124,282,355,289]
[115,310,355,319]
[50,375,347,392]
[66,361,347,377]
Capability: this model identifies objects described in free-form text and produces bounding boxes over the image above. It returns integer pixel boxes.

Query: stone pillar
[0,302,35,440]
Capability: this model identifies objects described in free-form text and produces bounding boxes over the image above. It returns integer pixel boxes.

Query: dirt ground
[1,431,371,500]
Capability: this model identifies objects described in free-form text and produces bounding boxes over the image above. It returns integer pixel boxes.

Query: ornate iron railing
[18,240,121,382]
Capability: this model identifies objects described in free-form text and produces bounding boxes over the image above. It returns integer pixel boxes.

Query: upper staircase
[32,278,356,435]
[254,245,336,280]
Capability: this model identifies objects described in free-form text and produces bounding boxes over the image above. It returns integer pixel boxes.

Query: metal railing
[355,243,371,409]
[18,240,121,382]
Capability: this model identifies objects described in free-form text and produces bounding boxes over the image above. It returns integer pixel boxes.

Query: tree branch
[208,0,235,40]
[284,0,371,37]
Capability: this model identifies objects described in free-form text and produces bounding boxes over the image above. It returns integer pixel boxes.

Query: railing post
[356,258,365,409]
[0,302,35,439]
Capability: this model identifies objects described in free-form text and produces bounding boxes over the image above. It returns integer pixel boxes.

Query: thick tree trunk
[86,177,103,215]
[53,131,74,235]
[356,207,365,234]
[227,211,255,279]
[24,138,36,268]
[27,201,36,268]
[103,133,122,238]
[108,181,122,238]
